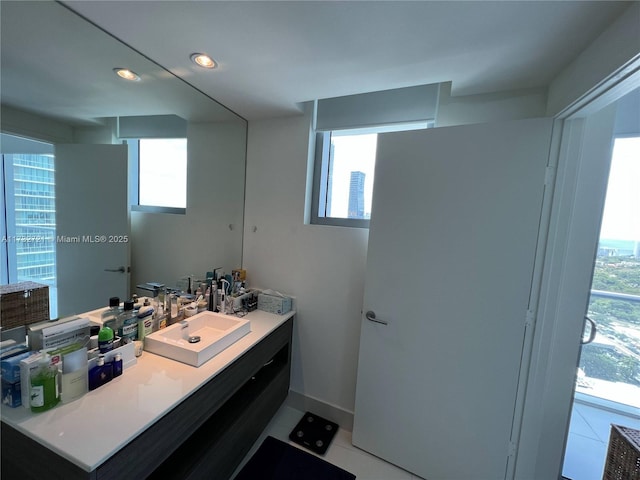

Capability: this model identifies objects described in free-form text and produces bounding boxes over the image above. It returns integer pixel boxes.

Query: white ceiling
[1,1,636,124]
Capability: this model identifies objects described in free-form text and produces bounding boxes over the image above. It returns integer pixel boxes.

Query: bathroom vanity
[1,310,294,480]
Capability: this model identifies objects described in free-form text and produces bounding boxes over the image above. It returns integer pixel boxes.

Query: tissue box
[258,293,292,315]
[1,350,34,384]
[28,316,90,351]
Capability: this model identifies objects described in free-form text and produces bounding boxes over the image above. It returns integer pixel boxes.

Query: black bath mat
[288,411,339,455]
[234,436,356,480]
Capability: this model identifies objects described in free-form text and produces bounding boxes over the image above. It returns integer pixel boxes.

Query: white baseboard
[285,389,355,432]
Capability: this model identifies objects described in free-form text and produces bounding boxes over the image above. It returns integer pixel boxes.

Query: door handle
[581,316,597,345]
[104,266,126,273]
[365,310,388,325]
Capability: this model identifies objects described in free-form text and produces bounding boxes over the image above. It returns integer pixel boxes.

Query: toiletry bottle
[89,355,113,390]
[177,297,186,320]
[156,302,167,330]
[170,293,178,323]
[208,285,217,312]
[90,325,100,349]
[101,296,121,329]
[98,322,114,353]
[112,353,123,378]
[137,304,154,341]
[30,354,60,413]
[117,300,137,343]
[60,347,88,404]
[217,279,224,313]
[219,278,230,314]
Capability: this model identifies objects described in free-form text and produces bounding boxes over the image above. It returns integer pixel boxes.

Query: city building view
[575,136,640,410]
[348,171,366,219]
[2,151,58,318]
[325,133,375,220]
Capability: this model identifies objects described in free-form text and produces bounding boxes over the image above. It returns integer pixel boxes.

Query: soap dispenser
[30,354,60,413]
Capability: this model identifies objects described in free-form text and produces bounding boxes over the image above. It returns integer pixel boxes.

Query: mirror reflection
[0,1,248,318]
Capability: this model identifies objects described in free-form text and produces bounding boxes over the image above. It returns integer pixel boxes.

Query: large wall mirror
[1,1,247,318]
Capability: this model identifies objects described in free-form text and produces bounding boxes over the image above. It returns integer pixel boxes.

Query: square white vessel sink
[144,311,251,367]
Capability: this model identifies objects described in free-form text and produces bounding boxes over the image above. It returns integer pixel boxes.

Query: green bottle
[30,354,60,413]
[98,323,114,353]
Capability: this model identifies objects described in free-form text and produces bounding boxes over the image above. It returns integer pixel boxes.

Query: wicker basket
[603,424,640,480]
[0,282,50,330]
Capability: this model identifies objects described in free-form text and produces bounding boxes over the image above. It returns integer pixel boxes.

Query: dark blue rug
[234,436,356,480]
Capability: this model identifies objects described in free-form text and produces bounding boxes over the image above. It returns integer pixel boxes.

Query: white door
[55,144,129,317]
[353,118,553,480]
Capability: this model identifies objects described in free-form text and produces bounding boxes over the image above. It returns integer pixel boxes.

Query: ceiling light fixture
[113,68,140,81]
[190,53,217,69]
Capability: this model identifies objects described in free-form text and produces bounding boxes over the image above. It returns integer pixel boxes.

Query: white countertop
[0,309,294,472]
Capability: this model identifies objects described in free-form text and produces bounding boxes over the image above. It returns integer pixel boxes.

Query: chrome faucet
[180,320,201,343]
[180,320,189,340]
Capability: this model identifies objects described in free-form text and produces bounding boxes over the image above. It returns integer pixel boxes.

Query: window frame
[1,154,11,284]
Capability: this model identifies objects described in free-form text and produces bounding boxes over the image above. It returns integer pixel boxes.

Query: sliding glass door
[576,135,640,409]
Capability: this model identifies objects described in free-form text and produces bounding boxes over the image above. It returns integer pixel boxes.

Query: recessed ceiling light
[113,68,140,81]
[190,53,217,69]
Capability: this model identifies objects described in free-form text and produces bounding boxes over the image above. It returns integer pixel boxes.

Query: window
[128,138,187,213]
[311,123,431,228]
[1,135,58,318]
[310,83,440,227]
[312,130,377,227]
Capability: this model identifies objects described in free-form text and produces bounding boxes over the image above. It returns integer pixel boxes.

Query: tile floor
[231,404,425,480]
[562,401,640,480]
[233,400,639,480]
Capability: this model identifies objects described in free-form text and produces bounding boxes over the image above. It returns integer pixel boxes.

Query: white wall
[437,83,547,127]
[243,107,369,420]
[0,106,74,144]
[546,1,640,116]
[130,120,247,291]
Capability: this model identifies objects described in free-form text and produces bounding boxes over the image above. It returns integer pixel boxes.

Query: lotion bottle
[137,304,154,341]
